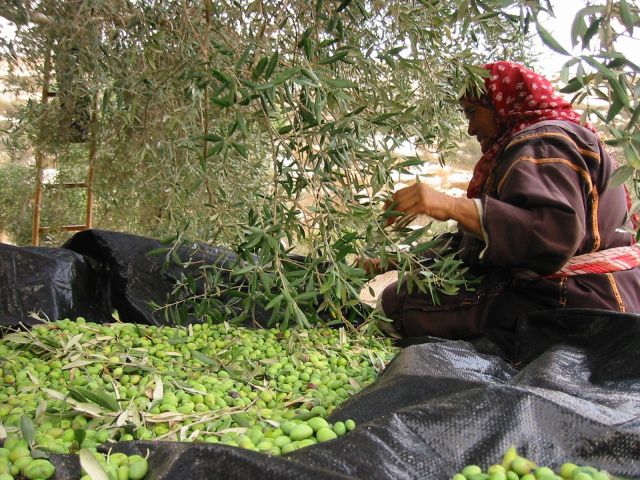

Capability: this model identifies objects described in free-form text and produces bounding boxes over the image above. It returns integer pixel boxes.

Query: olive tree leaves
[532,2,640,205]
[124,0,536,328]
[7,1,622,326]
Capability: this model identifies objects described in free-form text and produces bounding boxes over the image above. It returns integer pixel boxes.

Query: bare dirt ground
[359,270,399,306]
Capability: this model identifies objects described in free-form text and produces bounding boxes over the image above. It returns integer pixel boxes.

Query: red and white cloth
[515,244,640,280]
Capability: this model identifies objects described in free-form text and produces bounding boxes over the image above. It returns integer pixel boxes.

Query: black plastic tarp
[1,231,639,479]
[44,309,640,479]
[1,229,267,327]
[0,242,111,327]
[64,229,265,326]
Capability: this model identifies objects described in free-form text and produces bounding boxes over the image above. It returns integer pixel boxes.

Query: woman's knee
[378,281,402,315]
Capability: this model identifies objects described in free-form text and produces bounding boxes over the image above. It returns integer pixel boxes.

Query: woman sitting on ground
[377,60,640,339]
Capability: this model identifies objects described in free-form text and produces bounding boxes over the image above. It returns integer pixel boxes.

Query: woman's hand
[356,256,383,276]
[384,183,483,237]
[384,183,456,226]
[355,256,397,276]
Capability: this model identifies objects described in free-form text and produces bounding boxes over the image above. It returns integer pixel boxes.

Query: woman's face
[460,100,499,153]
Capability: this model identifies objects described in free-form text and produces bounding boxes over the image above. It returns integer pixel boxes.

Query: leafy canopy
[1,0,637,326]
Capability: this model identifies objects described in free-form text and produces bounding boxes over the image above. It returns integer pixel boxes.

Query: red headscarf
[465,61,592,198]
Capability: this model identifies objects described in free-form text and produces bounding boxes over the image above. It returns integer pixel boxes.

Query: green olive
[109,452,129,467]
[316,428,337,442]
[12,456,33,475]
[510,457,533,476]
[238,437,254,449]
[572,466,598,477]
[273,435,292,448]
[23,458,55,480]
[41,442,68,454]
[246,427,263,445]
[116,464,130,480]
[281,443,297,454]
[8,445,30,463]
[306,417,329,432]
[296,438,317,448]
[256,440,274,452]
[128,457,148,480]
[61,429,76,442]
[559,463,578,479]
[289,424,314,441]
[332,421,347,436]
[572,474,592,480]
[534,466,556,479]
[280,421,297,436]
[48,427,64,439]
[487,465,506,475]
[462,465,483,478]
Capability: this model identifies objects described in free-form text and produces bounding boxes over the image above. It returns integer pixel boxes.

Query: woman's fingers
[394,212,418,230]
[383,183,454,225]
[384,184,427,226]
[383,199,401,226]
[384,204,418,228]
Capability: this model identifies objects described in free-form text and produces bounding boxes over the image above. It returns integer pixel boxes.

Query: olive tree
[3,0,636,327]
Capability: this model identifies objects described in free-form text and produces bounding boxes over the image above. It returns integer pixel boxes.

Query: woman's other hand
[355,256,384,276]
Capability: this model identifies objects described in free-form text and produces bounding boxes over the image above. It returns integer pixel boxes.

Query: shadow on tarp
[0,229,268,328]
[44,310,640,480]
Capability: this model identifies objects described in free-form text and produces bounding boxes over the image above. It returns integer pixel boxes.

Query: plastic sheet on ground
[0,242,111,327]
[1,232,639,478]
[18,310,640,480]
[1,229,266,328]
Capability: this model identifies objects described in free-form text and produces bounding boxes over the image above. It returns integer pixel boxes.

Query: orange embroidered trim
[591,188,600,252]
[506,132,600,163]
[605,273,625,312]
[497,157,593,196]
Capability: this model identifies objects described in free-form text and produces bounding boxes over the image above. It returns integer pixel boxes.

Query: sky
[534,0,640,78]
